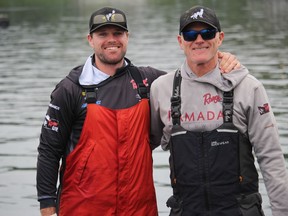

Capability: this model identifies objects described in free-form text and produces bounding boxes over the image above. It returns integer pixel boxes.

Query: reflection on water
[0,0,287,215]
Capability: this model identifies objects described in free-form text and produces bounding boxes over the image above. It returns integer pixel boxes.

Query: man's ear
[87,34,94,48]
[217,31,225,46]
[177,35,184,50]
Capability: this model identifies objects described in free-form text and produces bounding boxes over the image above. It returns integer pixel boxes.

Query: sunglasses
[92,13,126,25]
[182,29,217,41]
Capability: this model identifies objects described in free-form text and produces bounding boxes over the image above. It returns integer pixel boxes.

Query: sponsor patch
[130,79,137,89]
[43,115,59,132]
[258,103,270,115]
[49,103,60,110]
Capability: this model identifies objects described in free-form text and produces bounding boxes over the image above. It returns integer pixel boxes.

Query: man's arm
[247,81,288,215]
[37,79,76,214]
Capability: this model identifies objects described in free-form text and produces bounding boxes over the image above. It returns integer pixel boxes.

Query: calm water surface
[0,0,287,215]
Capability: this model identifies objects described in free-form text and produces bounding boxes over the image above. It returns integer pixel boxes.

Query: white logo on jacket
[211,140,229,147]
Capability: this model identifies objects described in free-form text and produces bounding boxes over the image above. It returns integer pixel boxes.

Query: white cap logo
[105,10,116,21]
[191,8,204,19]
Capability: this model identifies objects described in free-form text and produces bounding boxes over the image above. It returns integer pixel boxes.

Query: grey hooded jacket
[150,60,288,216]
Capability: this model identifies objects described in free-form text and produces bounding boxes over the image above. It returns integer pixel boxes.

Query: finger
[234,62,241,70]
[224,61,242,73]
[218,51,224,59]
[222,54,235,67]
[220,54,236,72]
[223,59,239,73]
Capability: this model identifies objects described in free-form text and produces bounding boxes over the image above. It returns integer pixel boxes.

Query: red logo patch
[258,103,270,115]
[44,115,59,132]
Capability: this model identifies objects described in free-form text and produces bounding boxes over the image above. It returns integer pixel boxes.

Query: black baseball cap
[89,7,128,33]
[179,5,221,34]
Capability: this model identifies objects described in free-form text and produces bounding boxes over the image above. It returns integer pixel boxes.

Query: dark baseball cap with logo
[89,7,128,33]
[179,5,221,34]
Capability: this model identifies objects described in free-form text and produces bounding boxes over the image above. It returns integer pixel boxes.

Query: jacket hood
[66,65,84,85]
[181,60,249,91]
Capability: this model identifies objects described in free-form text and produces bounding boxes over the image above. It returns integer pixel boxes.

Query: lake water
[0,0,287,215]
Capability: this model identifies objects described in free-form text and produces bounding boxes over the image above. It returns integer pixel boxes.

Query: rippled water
[0,0,287,215]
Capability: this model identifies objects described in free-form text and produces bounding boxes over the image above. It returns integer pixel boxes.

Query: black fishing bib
[167,69,264,216]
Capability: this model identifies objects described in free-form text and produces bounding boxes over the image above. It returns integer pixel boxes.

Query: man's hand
[40,207,56,216]
[218,51,241,73]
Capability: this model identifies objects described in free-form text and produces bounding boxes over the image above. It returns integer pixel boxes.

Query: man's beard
[97,51,126,65]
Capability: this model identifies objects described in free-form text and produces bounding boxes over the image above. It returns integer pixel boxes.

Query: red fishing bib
[59,99,157,216]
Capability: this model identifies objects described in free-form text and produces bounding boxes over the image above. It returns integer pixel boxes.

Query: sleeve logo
[43,115,59,132]
[258,103,270,115]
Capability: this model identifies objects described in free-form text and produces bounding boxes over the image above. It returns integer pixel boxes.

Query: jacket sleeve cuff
[39,198,56,209]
